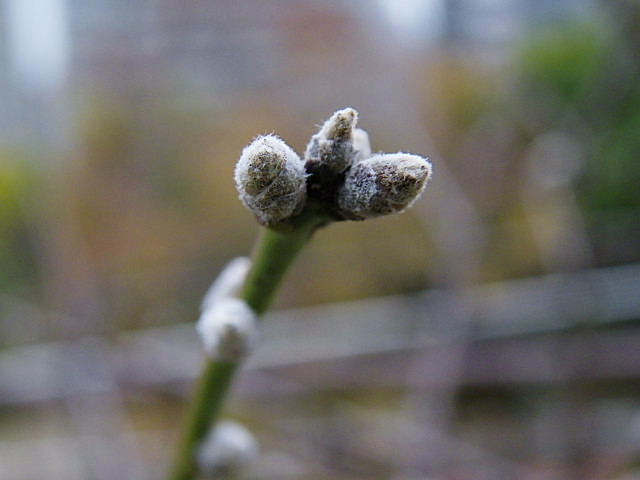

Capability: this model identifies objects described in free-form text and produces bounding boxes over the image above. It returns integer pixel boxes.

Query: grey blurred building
[0,0,597,149]
[0,0,385,147]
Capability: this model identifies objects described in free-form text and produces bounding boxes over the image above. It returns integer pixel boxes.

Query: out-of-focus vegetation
[427,14,640,281]
[0,152,39,293]
[517,20,640,260]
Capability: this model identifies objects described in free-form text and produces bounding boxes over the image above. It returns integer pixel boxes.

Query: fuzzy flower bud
[337,153,432,220]
[235,135,306,226]
[201,257,251,313]
[197,420,258,477]
[305,108,368,200]
[197,298,257,361]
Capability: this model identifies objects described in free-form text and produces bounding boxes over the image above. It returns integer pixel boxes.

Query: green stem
[168,209,326,480]
[168,360,237,480]
[242,211,326,315]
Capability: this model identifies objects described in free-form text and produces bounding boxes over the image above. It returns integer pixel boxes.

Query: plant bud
[201,257,251,313]
[198,420,258,476]
[304,108,365,200]
[197,298,258,361]
[235,135,306,226]
[337,153,432,220]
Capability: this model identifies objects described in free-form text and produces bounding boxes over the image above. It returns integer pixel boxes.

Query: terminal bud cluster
[235,107,432,226]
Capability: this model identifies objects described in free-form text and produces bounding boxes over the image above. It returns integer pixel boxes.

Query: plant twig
[168,208,327,480]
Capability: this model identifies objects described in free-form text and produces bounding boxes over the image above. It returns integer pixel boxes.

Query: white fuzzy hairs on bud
[201,257,251,313]
[197,298,257,361]
[304,107,358,170]
[234,135,307,226]
[304,107,371,201]
[197,420,259,477]
[197,257,257,361]
[337,153,432,220]
[315,107,358,141]
[352,128,372,161]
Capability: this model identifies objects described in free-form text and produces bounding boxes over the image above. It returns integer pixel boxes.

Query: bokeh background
[1,0,640,478]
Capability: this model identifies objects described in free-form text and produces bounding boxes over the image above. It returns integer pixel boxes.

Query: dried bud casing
[338,153,432,220]
[305,108,366,201]
[235,135,306,226]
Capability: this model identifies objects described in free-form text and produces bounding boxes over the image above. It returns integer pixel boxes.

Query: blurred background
[1,0,640,478]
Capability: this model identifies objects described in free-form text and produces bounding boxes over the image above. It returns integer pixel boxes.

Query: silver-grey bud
[305,108,371,201]
[234,135,306,226]
[338,153,432,220]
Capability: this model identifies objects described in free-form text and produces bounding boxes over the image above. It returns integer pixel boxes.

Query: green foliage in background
[518,21,610,103]
[0,154,39,291]
[518,19,640,215]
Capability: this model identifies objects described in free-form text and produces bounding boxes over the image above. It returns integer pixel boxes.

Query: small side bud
[305,107,364,200]
[234,135,306,226]
[198,420,258,477]
[201,257,251,313]
[337,153,432,220]
[197,298,258,361]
